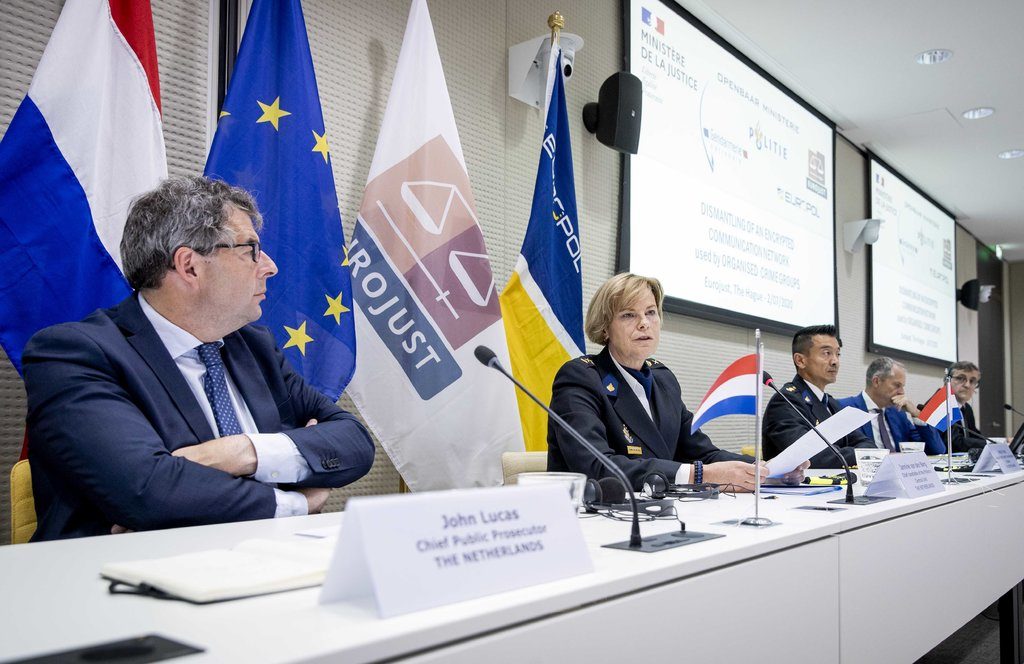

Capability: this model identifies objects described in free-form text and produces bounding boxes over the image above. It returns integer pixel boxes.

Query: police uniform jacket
[546,347,748,489]
[762,374,874,468]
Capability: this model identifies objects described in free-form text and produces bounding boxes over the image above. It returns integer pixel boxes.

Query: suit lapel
[596,350,671,460]
[113,296,215,442]
[222,333,279,433]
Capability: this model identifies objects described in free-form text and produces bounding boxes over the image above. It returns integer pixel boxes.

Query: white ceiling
[678,0,1024,260]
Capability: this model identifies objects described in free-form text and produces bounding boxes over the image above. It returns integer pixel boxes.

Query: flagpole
[741,329,773,527]
[944,370,953,484]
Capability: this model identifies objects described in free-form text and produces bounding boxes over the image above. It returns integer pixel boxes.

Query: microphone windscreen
[761,371,774,385]
[916,404,925,412]
[1005,403,1014,411]
[597,477,626,504]
[474,345,497,366]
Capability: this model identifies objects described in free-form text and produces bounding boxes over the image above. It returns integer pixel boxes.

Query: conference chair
[10,459,36,544]
[501,451,547,485]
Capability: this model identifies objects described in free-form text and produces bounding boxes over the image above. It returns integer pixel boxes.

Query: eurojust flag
[346,0,522,490]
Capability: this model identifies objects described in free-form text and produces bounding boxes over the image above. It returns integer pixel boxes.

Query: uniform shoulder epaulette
[785,383,798,392]
[576,355,595,365]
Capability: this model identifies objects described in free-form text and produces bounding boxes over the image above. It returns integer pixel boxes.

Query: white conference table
[2,471,1023,664]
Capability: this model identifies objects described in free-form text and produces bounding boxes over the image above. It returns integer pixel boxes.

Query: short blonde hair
[584,273,664,345]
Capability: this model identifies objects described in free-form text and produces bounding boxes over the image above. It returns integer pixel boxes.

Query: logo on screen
[641,7,666,34]
[805,150,827,199]
[875,172,885,187]
[943,239,952,269]
[750,123,788,160]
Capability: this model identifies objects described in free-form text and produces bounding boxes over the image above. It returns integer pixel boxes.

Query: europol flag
[0,0,166,374]
[204,0,355,399]
[690,354,758,433]
[499,48,585,451]
[919,385,963,432]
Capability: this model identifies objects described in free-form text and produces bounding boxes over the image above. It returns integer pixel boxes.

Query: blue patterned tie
[196,343,242,437]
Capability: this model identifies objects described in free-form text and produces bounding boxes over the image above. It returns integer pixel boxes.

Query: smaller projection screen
[622,0,836,334]
[869,157,957,363]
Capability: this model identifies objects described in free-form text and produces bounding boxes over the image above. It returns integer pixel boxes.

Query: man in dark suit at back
[24,176,375,540]
[947,361,986,452]
[763,324,874,467]
[837,357,945,454]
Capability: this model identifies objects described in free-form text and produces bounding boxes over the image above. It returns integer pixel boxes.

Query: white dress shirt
[139,294,310,517]
[609,355,693,485]
[860,391,896,450]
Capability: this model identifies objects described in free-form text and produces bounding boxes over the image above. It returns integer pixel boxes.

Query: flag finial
[548,11,564,45]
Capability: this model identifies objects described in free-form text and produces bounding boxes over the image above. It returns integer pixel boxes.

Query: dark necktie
[872,408,896,452]
[196,342,242,437]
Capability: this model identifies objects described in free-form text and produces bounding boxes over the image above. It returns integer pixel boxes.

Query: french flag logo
[641,7,666,35]
[919,386,963,431]
[690,354,758,433]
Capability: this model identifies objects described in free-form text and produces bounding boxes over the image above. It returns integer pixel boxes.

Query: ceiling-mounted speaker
[582,72,642,154]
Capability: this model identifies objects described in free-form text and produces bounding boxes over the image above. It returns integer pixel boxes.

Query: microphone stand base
[941,476,979,484]
[738,516,777,528]
[827,495,893,505]
[603,530,724,553]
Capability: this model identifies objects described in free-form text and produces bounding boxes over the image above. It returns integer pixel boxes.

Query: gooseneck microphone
[762,372,887,506]
[1004,403,1024,418]
[476,346,722,552]
[474,346,642,547]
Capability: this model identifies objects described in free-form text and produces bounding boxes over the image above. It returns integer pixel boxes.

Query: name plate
[864,452,944,499]
[973,443,1022,473]
[319,485,592,617]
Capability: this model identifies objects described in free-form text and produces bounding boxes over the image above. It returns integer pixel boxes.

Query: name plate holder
[973,443,1023,474]
[864,452,945,499]
[319,485,592,617]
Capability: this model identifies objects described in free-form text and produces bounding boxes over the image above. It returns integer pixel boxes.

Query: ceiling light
[962,107,994,120]
[998,149,1024,160]
[915,49,953,65]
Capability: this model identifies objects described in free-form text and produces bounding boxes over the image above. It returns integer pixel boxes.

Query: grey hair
[865,356,902,385]
[120,175,263,290]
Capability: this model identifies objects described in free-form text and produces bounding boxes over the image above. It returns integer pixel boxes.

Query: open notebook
[101,537,336,604]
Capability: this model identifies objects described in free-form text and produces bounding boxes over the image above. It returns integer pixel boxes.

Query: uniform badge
[622,424,633,443]
[627,445,643,456]
[804,395,812,403]
[786,385,797,393]
[579,356,594,365]
[603,374,618,395]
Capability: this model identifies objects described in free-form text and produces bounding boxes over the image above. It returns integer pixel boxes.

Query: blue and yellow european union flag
[204,0,354,399]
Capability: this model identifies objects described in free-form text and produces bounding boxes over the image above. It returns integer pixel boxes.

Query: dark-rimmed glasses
[213,241,261,263]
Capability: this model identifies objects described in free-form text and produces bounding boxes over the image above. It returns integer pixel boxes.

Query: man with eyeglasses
[23,176,374,540]
[948,361,986,453]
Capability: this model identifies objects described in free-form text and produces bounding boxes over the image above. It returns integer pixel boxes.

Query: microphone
[1005,403,1024,418]
[762,372,885,505]
[476,346,718,552]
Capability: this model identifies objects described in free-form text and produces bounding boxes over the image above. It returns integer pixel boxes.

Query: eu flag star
[283,321,314,355]
[323,292,350,325]
[312,130,330,163]
[256,96,291,131]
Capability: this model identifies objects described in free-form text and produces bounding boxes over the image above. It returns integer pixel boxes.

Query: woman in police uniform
[546,273,803,491]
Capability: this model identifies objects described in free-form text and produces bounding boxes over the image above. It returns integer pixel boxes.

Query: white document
[973,443,1022,473]
[864,452,944,498]
[319,485,593,617]
[767,406,875,476]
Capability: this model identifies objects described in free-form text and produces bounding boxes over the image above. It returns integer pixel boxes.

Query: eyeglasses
[213,241,261,263]
[951,375,981,388]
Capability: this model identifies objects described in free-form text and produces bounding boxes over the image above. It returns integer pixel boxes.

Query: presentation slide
[869,159,957,363]
[625,0,835,331]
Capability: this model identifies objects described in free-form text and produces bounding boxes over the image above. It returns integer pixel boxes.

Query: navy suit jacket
[24,294,375,541]
[836,393,945,455]
[546,348,748,490]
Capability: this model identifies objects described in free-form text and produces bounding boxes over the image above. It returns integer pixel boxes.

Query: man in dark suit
[763,324,874,467]
[947,361,986,452]
[24,176,374,540]
[837,357,945,454]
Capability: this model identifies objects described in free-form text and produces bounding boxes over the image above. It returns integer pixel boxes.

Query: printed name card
[319,485,592,617]
[864,452,944,499]
[973,443,1022,474]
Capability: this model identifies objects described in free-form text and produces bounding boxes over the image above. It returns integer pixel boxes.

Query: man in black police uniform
[762,324,874,467]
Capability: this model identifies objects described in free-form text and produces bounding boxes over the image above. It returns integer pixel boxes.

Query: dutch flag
[919,386,963,431]
[690,354,758,433]
[0,0,166,373]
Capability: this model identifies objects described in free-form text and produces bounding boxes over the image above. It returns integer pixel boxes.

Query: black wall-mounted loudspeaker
[582,72,642,154]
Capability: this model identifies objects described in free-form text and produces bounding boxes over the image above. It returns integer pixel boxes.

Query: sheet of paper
[767,406,875,476]
[295,525,341,539]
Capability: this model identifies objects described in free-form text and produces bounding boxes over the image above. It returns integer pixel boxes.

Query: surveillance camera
[561,49,575,79]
